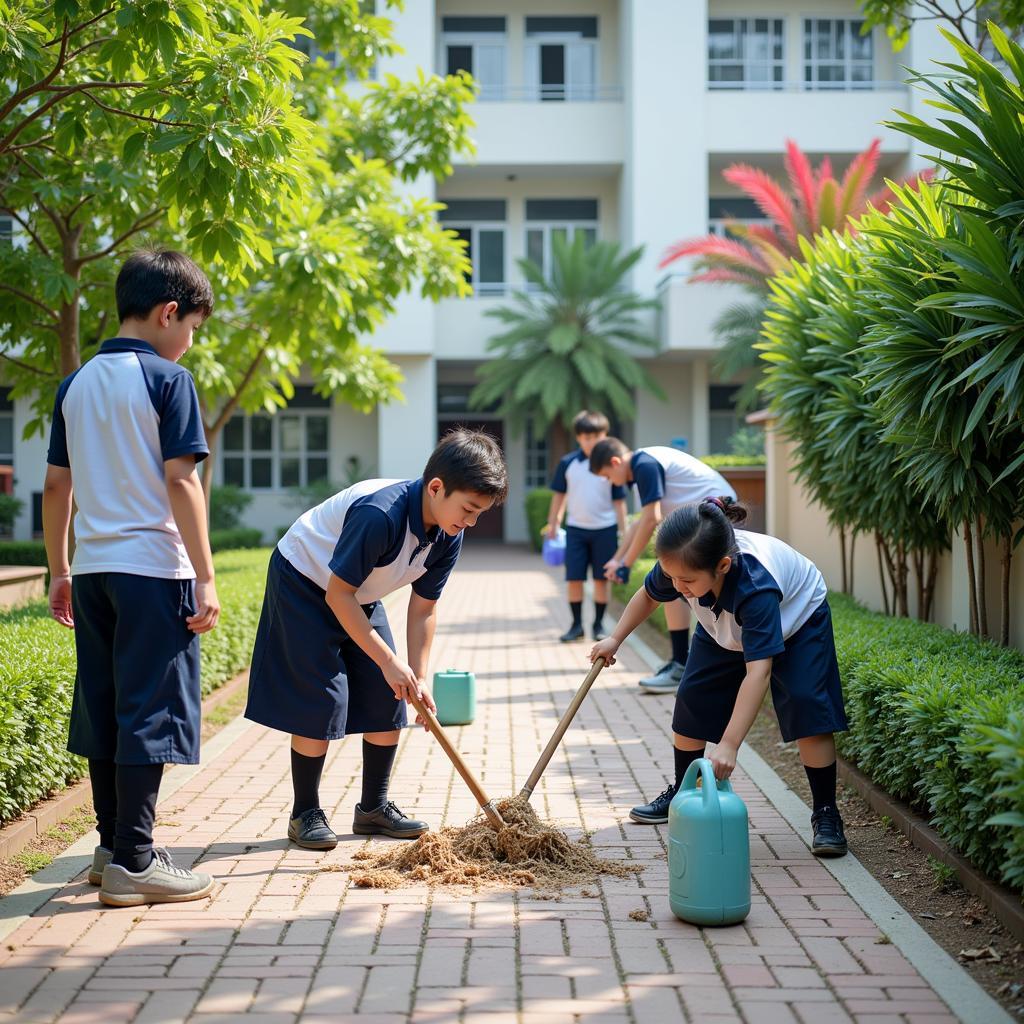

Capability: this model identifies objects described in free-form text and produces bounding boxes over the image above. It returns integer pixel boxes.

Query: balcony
[705,83,910,155]
[657,273,746,353]
[435,296,506,360]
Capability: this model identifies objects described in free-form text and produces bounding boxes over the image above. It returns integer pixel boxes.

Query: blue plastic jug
[668,757,751,926]
[432,669,476,726]
[542,528,566,566]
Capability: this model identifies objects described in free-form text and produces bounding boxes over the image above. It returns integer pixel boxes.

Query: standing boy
[43,250,220,907]
[589,438,736,692]
[244,429,508,849]
[544,410,627,642]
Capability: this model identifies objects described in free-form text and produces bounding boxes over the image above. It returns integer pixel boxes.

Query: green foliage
[0,540,46,566]
[711,298,770,413]
[724,427,765,460]
[470,235,663,434]
[858,1,1024,52]
[209,527,264,551]
[0,547,270,824]
[700,454,767,468]
[0,493,23,533]
[525,488,553,552]
[611,556,667,633]
[210,485,253,531]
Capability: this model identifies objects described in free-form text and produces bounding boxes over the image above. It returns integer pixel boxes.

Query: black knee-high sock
[593,602,607,628]
[88,758,117,850]
[569,601,583,628]
[670,629,690,665]
[291,749,326,819]
[360,739,398,811]
[111,763,164,873]
[804,761,837,812]
[674,746,706,790]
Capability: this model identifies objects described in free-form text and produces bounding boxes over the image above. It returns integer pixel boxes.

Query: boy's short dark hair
[572,410,610,436]
[116,249,214,323]
[424,428,509,505]
[589,436,629,473]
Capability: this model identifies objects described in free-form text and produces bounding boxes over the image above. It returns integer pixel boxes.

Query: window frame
[803,17,874,91]
[707,17,785,91]
[440,23,507,100]
[446,222,508,297]
[524,20,599,102]
[524,221,599,282]
[220,407,331,493]
[0,387,14,476]
[524,417,550,489]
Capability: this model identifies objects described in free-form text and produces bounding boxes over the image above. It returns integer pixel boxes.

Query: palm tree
[659,139,929,410]
[469,234,663,454]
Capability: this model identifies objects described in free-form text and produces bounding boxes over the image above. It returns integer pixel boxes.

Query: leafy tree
[0,1,475,497]
[858,0,1024,52]
[469,234,662,455]
[659,140,925,411]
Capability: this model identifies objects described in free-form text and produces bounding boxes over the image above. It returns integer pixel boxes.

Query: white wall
[378,356,437,481]
[10,398,47,541]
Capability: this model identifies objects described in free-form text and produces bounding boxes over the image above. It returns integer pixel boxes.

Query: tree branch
[209,347,269,437]
[78,209,166,264]
[6,209,52,258]
[0,283,59,319]
[45,8,115,46]
[0,351,51,376]
[79,90,192,129]
[66,195,94,224]
[0,20,70,127]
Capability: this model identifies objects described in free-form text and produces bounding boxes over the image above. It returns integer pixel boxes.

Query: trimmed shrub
[0,494,24,534]
[525,488,552,552]
[700,454,766,469]
[0,547,271,824]
[209,528,264,552]
[210,485,253,531]
[0,541,47,567]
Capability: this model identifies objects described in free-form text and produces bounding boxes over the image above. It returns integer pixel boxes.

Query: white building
[2,1,952,544]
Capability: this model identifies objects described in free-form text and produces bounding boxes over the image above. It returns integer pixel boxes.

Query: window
[0,213,12,246]
[804,19,873,90]
[708,18,784,90]
[708,197,771,238]
[437,383,498,415]
[525,199,598,281]
[709,385,742,454]
[221,386,330,491]
[524,418,549,488]
[441,16,506,100]
[525,17,598,101]
[439,199,507,296]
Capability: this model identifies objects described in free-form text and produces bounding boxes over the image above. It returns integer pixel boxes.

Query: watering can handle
[679,757,727,828]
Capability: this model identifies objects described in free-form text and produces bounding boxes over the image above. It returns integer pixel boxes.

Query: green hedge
[701,454,766,468]
[0,541,46,567]
[209,527,264,552]
[612,567,1024,892]
[526,488,552,552]
[0,547,271,825]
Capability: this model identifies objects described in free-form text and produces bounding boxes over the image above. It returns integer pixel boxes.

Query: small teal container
[669,757,751,926]
[432,669,476,726]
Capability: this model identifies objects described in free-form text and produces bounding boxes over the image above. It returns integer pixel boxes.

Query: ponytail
[654,496,747,572]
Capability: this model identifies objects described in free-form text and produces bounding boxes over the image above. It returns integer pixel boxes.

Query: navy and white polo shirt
[278,478,462,604]
[631,446,736,514]
[644,530,827,660]
[46,338,209,579]
[550,449,626,529]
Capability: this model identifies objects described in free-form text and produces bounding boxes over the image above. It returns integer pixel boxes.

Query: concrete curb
[620,628,1013,1024]
[0,710,256,944]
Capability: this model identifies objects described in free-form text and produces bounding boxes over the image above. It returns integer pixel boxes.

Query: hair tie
[703,496,725,510]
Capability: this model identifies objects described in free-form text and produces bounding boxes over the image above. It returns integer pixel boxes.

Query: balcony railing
[471,84,624,102]
[707,80,907,91]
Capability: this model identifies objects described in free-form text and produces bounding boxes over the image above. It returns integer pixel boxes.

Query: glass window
[708,18,785,90]
[709,385,742,454]
[525,17,598,101]
[524,199,599,281]
[441,18,506,100]
[524,418,550,488]
[219,407,331,491]
[0,387,13,475]
[440,213,507,296]
[804,19,873,90]
[708,196,772,237]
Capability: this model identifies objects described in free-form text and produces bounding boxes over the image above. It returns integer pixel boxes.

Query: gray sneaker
[99,848,214,907]
[88,845,112,886]
[639,660,685,693]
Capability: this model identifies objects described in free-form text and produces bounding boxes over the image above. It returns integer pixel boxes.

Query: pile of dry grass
[349,796,640,890]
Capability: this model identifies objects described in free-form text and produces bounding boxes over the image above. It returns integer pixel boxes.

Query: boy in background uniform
[544,411,627,642]
[44,250,220,907]
[590,438,735,692]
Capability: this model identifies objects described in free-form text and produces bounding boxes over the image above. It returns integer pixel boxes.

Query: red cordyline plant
[660,138,931,289]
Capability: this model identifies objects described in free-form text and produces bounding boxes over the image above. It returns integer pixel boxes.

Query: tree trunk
[964,519,979,635]
[839,526,848,594]
[200,421,220,520]
[549,417,570,470]
[913,548,924,621]
[1000,532,1012,648]
[58,228,83,375]
[896,540,909,618]
[875,531,890,616]
[975,520,988,639]
[924,549,939,624]
[848,531,855,595]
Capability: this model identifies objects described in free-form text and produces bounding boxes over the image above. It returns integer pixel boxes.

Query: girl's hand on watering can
[590,637,619,666]
[710,741,737,780]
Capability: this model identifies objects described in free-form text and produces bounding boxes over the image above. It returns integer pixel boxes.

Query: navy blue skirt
[672,600,847,743]
[245,549,407,740]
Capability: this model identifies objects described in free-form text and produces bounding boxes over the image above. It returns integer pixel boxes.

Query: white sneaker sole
[98,876,215,907]
[638,681,680,694]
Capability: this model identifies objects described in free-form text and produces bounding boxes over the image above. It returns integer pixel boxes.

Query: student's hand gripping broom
[519,657,607,802]
[407,690,505,832]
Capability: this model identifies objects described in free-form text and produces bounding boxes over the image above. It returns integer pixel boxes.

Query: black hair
[573,409,610,436]
[589,436,629,472]
[655,497,748,572]
[423,428,509,504]
[116,249,214,323]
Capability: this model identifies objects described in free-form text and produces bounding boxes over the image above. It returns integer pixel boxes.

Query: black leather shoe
[811,805,848,857]
[592,623,607,641]
[560,623,585,642]
[288,807,338,850]
[353,801,429,839]
[629,784,678,824]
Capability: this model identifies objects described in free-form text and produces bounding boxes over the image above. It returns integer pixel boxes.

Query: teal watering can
[432,669,476,726]
[669,757,751,926]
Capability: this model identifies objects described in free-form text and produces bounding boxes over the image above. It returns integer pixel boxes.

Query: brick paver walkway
[0,546,999,1023]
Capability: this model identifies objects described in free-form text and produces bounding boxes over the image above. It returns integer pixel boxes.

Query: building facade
[2,1,952,543]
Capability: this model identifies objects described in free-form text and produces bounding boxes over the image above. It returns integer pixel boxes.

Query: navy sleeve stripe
[46,370,80,468]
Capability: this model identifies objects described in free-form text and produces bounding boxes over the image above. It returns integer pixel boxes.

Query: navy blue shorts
[67,573,201,765]
[671,601,847,744]
[245,549,407,740]
[565,525,618,582]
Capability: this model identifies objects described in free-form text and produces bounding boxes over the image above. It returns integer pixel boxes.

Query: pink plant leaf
[659,233,768,270]
[689,268,769,286]
[784,139,818,235]
[722,164,800,244]
[837,138,882,220]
